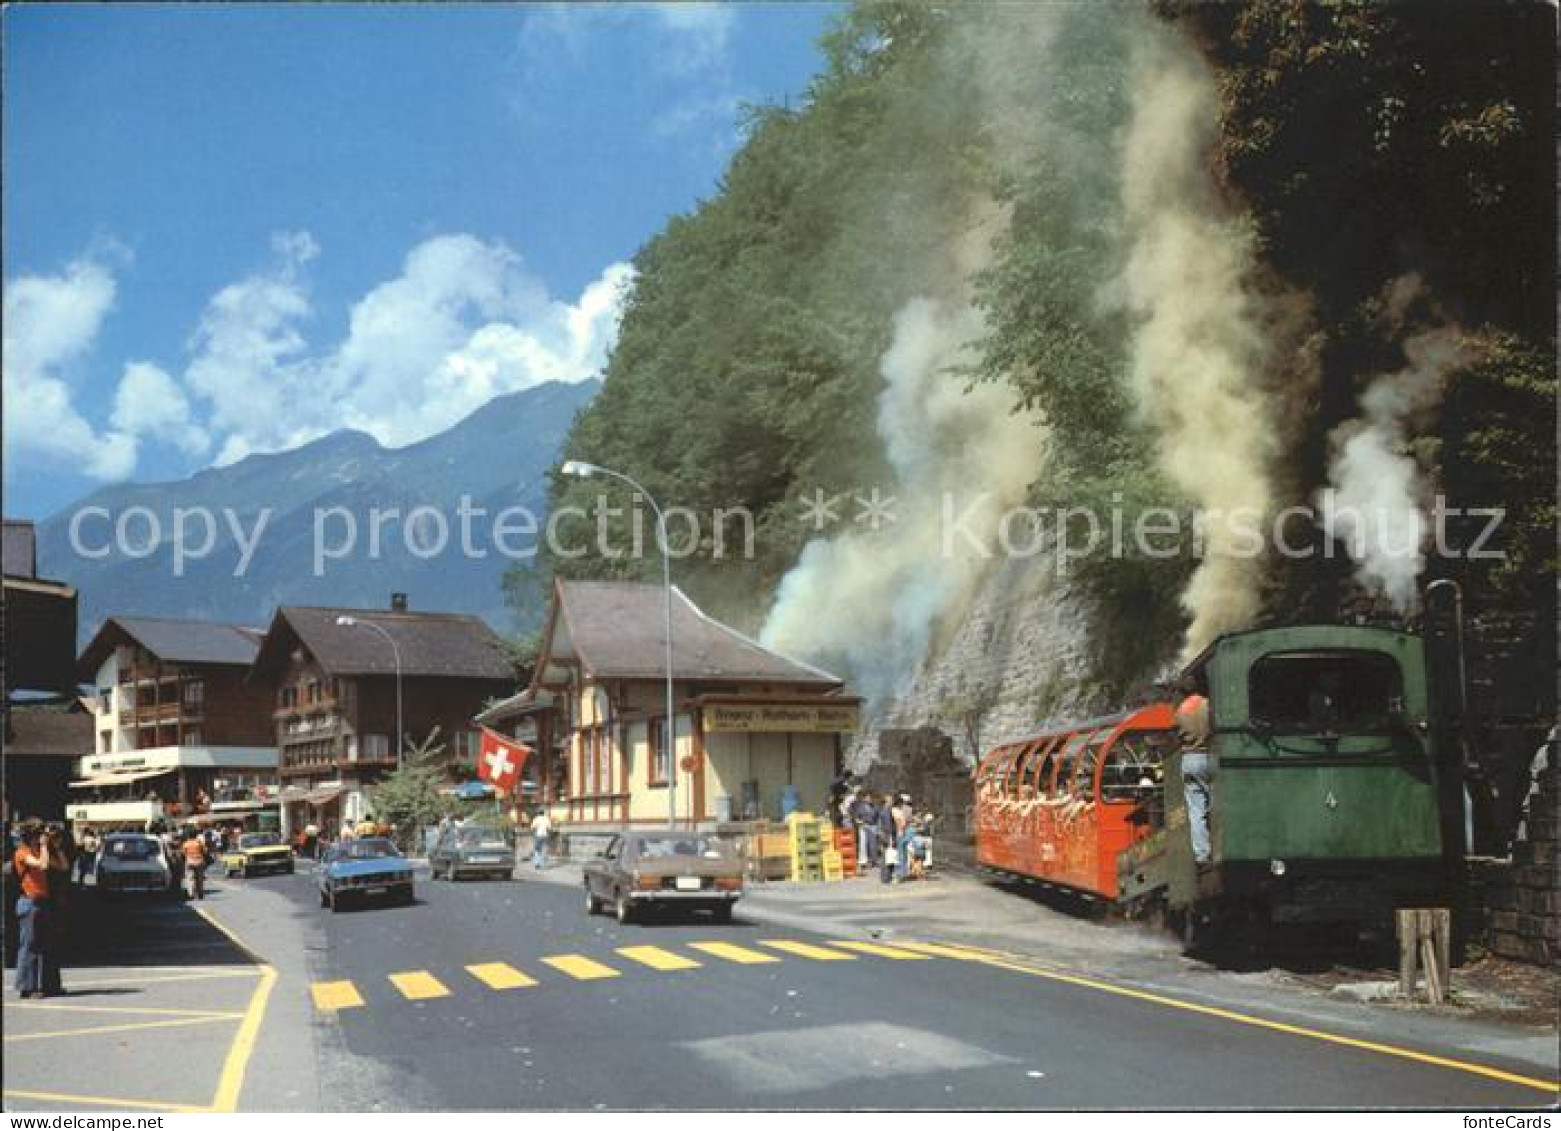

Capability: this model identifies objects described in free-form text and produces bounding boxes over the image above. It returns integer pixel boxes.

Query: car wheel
[711,902,734,924]
[584,884,601,915]
[319,887,329,908]
[285,863,295,875]
[615,889,634,925]
[328,888,340,913]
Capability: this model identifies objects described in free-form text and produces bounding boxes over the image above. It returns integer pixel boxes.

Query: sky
[2,2,839,519]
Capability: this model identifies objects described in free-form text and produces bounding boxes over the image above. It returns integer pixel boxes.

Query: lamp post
[561,459,678,829]
[336,616,403,772]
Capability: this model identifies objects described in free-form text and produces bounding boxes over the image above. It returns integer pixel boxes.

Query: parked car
[583,832,743,924]
[95,833,175,895]
[317,837,414,911]
[221,832,295,878]
[429,823,515,881]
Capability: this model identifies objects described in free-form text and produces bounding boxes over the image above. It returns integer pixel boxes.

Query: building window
[307,679,322,705]
[363,733,389,761]
[99,730,111,754]
[455,730,480,765]
[649,717,670,786]
[182,729,203,747]
[279,686,297,710]
[183,680,204,707]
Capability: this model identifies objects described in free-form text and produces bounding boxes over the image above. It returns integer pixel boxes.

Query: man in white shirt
[529,810,553,870]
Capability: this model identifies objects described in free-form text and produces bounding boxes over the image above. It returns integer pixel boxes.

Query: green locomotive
[1118,624,1453,945]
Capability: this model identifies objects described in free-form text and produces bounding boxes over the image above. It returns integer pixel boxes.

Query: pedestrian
[892,795,915,883]
[1175,676,1213,865]
[876,794,897,884]
[181,828,210,900]
[75,825,100,885]
[850,790,878,875]
[13,824,67,998]
[529,809,552,870]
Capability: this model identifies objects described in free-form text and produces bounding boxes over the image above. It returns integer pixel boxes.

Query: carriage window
[1027,737,1062,795]
[1071,730,1112,797]
[1050,732,1091,798]
[1006,742,1043,797]
[1249,651,1403,734]
[1101,732,1172,802]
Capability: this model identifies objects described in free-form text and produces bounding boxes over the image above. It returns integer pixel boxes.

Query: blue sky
[3,2,838,518]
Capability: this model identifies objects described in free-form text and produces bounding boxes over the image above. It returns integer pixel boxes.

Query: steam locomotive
[973,623,1458,947]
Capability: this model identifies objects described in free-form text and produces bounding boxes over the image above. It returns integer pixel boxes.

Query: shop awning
[298,786,343,806]
[70,767,178,789]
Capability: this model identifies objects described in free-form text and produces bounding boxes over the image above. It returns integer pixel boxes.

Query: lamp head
[335,615,357,627]
[560,460,599,479]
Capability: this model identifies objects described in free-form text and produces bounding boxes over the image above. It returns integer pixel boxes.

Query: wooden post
[1396,907,1452,1003]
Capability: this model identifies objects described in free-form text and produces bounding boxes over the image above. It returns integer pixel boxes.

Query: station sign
[702,701,859,734]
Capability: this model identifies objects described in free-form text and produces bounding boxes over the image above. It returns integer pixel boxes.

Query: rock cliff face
[850,552,1096,773]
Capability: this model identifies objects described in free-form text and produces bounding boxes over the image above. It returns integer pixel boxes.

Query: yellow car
[221,832,296,878]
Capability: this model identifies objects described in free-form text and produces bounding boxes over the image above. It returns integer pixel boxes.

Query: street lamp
[336,616,403,773]
[561,459,678,829]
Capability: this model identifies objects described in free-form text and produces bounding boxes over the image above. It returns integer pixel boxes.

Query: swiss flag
[476,727,531,794]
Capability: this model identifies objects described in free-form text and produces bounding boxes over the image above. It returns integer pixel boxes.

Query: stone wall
[1481,764,1559,966]
[850,553,1096,778]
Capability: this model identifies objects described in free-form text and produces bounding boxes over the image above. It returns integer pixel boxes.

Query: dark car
[317,838,414,911]
[583,832,743,924]
[429,823,515,881]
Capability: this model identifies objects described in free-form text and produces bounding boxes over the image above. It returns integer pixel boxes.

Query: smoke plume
[1320,308,1474,611]
[1113,40,1280,661]
[761,294,1046,705]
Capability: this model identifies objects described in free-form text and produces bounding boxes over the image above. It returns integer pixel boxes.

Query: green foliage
[369,729,449,840]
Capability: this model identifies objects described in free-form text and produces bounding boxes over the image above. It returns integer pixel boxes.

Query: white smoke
[760,295,1046,705]
[1113,40,1280,661]
[1320,319,1473,611]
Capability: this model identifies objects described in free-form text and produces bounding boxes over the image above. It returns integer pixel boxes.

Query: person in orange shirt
[12,824,67,998]
[181,830,210,900]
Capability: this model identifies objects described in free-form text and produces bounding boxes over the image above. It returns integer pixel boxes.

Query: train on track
[974,623,1460,948]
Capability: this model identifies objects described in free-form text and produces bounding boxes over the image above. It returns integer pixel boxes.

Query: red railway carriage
[974,704,1177,899]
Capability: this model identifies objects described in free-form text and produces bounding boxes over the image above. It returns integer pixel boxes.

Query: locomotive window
[1248,650,1403,735]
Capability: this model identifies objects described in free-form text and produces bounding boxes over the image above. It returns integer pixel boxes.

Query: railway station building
[477,579,859,831]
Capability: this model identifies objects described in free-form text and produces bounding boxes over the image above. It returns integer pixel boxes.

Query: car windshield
[239,833,280,849]
[339,838,400,860]
[635,835,732,860]
[105,837,161,860]
[458,827,506,847]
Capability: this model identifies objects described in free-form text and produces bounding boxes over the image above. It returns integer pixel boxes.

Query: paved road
[270,866,1551,1110]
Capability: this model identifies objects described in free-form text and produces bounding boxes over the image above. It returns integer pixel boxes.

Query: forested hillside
[521,1,1555,714]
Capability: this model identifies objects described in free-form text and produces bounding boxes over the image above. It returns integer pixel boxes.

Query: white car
[95,833,175,895]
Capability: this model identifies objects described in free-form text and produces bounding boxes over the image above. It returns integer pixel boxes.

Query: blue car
[317,837,415,911]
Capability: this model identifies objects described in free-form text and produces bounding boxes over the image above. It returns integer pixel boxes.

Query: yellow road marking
[829,940,932,960]
[687,941,781,965]
[1,1088,210,1113]
[759,939,858,961]
[467,962,539,990]
[970,951,1559,1097]
[541,954,622,980]
[192,904,279,1114]
[893,941,999,961]
[389,970,452,1000]
[8,1001,243,1018]
[617,945,702,971]
[311,980,366,1011]
[5,1015,242,1043]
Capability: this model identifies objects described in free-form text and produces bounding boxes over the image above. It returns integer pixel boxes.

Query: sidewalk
[528,856,1558,1081]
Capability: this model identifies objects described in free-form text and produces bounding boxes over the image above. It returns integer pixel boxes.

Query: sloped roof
[78,616,263,678]
[252,606,513,681]
[544,580,841,686]
[5,707,93,759]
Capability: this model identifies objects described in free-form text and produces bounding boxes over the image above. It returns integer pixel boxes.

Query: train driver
[1176,676,1213,865]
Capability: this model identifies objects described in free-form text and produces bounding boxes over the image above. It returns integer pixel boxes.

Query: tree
[369,727,448,849]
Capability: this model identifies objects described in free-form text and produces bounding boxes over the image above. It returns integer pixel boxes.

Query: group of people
[829,778,935,884]
[292,815,396,859]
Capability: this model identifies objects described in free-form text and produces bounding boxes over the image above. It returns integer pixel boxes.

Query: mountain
[38,379,598,644]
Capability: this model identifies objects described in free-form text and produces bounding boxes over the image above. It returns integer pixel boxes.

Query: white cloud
[111,361,210,458]
[2,252,137,480]
[180,232,633,463]
[648,4,736,75]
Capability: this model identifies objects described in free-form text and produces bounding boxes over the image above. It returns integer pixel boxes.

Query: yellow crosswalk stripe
[466,963,538,990]
[616,946,702,972]
[687,941,781,965]
[311,980,365,1011]
[829,940,933,960]
[541,954,621,981]
[388,971,451,1000]
[892,941,988,960]
[758,939,857,961]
